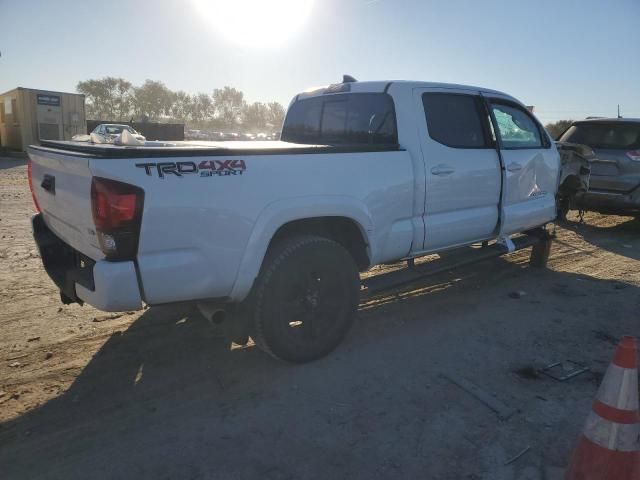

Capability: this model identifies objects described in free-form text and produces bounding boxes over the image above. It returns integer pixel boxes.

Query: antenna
[617,104,621,118]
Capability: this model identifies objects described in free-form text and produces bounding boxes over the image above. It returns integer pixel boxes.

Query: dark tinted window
[559,123,640,150]
[422,93,488,148]
[281,93,397,145]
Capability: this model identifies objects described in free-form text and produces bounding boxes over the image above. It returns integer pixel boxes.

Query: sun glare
[191,0,315,48]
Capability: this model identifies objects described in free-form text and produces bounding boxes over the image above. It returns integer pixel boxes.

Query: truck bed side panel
[88,150,415,304]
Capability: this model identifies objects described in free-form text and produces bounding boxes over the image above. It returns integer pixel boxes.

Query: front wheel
[250,235,360,363]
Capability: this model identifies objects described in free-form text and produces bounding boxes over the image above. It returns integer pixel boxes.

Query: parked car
[28,78,578,362]
[92,124,145,141]
[558,118,640,215]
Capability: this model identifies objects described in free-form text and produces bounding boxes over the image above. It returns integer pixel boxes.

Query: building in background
[0,88,85,151]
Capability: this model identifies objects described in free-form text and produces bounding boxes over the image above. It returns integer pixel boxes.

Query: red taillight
[626,150,640,162]
[27,160,41,213]
[91,177,144,260]
[93,187,137,230]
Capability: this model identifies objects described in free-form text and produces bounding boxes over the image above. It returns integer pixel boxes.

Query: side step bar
[361,228,552,296]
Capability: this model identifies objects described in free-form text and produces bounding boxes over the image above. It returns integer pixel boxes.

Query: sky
[1,0,639,124]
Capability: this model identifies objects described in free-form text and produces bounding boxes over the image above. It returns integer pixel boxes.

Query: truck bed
[34,140,402,158]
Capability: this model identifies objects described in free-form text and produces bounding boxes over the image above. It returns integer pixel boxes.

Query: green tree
[76,77,132,120]
[241,102,269,132]
[190,92,214,126]
[266,101,286,132]
[545,119,574,140]
[132,80,173,121]
[169,90,192,122]
[213,86,245,130]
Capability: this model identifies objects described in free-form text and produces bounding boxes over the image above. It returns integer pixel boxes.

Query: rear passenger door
[488,99,558,235]
[415,88,502,251]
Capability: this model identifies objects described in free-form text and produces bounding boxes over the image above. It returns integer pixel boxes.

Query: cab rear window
[559,123,640,149]
[281,93,397,145]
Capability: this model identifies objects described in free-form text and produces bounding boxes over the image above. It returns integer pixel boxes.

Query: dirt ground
[0,155,638,480]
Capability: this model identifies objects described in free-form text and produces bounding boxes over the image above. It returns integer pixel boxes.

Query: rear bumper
[32,214,143,312]
[576,186,640,214]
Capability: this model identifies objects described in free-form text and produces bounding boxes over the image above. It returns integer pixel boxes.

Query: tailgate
[28,146,103,259]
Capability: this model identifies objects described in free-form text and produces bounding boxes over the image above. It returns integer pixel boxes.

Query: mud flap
[530,232,552,268]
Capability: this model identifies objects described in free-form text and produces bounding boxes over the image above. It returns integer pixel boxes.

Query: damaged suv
[558,118,640,216]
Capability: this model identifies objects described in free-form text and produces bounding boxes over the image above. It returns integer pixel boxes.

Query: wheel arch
[228,196,374,301]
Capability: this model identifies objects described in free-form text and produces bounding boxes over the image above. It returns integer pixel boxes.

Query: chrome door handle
[431,165,455,176]
[507,163,522,172]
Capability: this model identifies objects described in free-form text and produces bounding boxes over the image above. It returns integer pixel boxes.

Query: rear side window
[281,93,397,145]
[491,102,543,149]
[559,123,640,150]
[422,93,489,148]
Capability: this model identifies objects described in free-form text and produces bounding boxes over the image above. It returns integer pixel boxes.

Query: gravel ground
[0,156,638,479]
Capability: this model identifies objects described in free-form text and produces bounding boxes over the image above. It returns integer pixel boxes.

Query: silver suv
[559,118,640,215]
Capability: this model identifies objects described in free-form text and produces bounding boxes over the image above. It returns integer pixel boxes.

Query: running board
[361,230,549,296]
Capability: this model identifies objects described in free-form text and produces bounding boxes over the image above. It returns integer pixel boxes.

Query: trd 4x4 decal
[136,160,247,178]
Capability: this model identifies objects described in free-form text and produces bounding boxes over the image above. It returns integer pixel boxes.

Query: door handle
[431,165,455,176]
[506,163,522,172]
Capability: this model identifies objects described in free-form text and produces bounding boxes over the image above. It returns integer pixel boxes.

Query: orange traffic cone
[565,335,640,479]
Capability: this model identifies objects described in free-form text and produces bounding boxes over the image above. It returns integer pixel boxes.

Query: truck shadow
[561,213,640,260]
[0,255,637,479]
[0,156,27,170]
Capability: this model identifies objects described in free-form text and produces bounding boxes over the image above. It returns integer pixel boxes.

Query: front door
[487,98,558,235]
[415,88,502,251]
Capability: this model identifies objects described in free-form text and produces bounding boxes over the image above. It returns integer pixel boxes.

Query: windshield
[559,122,640,149]
[103,125,137,135]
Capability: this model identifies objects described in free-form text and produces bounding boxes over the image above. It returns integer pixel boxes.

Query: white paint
[596,363,639,411]
[28,80,561,310]
[583,410,640,452]
[75,260,142,311]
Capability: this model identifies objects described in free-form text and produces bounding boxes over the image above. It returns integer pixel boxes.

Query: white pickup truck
[29,78,575,362]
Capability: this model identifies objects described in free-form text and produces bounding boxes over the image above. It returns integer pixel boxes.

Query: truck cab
[282,80,558,253]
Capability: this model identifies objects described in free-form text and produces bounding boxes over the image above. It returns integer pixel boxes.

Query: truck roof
[573,117,640,124]
[296,80,518,103]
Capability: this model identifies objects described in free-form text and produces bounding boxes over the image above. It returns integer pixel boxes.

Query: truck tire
[250,235,360,363]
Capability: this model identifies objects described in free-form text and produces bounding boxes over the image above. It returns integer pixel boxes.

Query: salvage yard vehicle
[558,118,640,216]
[91,124,146,142]
[554,142,592,220]
[28,78,575,362]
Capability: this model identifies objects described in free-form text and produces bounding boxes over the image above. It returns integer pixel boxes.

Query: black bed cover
[30,140,401,158]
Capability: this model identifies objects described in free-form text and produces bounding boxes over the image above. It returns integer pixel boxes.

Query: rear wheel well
[269,217,370,270]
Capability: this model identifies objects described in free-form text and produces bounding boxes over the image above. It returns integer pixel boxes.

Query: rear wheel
[251,235,360,363]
